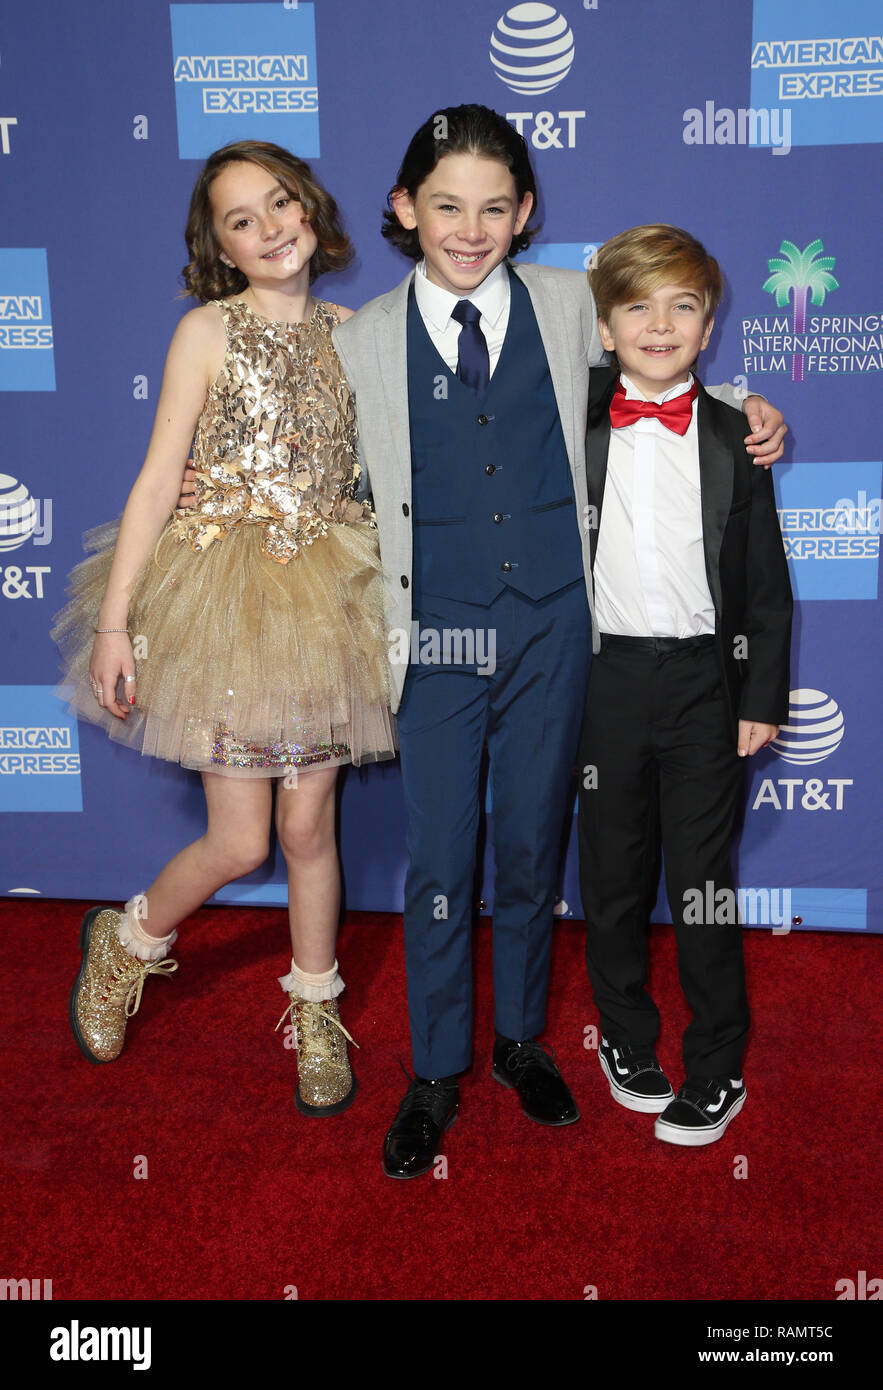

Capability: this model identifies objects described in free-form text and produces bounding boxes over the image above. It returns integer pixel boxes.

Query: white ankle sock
[117,895,178,962]
[278,957,344,1002]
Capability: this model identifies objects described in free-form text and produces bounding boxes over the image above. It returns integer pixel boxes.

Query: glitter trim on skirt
[51,516,397,777]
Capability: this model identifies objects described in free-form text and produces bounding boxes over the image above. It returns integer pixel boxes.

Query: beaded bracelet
[94,626,129,634]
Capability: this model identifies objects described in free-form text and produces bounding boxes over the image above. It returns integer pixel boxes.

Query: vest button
[477,414,489,426]
[402,502,409,516]
[501,561,512,573]
[485,464,496,475]
[401,575,409,588]
[493,513,504,524]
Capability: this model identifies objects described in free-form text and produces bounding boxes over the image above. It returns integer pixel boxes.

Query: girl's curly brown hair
[182,141,354,301]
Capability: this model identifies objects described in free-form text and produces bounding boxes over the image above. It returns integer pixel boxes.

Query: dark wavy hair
[381,104,540,260]
[182,141,354,301]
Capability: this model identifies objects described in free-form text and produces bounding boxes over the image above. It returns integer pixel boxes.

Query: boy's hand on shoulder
[738,720,778,757]
[177,461,197,511]
[742,396,787,468]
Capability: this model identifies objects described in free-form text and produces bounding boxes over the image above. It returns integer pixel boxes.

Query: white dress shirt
[593,373,716,638]
[413,258,510,376]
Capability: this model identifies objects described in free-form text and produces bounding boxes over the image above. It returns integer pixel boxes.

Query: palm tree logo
[763,239,838,383]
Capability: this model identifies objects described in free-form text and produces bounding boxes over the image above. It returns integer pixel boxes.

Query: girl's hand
[90,633,136,720]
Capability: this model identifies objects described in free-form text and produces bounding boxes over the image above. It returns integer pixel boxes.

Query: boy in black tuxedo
[578,225,793,1145]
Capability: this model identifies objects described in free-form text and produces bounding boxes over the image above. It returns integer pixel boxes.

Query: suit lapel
[585,421,611,566]
[374,272,414,502]
[584,372,618,564]
[697,385,735,617]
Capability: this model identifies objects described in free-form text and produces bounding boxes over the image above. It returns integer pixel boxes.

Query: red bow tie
[609,380,698,435]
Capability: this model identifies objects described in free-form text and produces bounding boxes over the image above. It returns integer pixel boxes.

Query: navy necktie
[451,299,489,395]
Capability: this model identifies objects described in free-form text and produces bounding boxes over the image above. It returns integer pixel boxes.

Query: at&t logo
[0,43,18,153]
[0,474,52,550]
[752,688,851,812]
[491,4,586,148]
[491,4,574,94]
[0,473,52,599]
[772,689,845,765]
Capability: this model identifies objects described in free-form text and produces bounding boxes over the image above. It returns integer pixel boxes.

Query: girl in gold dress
[53,142,396,1115]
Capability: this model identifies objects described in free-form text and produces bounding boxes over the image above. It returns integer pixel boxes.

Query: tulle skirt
[51,517,397,777]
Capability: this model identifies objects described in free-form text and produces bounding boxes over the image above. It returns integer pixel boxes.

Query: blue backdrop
[1,0,880,934]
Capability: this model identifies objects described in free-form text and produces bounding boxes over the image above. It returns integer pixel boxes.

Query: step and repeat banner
[1,1,880,933]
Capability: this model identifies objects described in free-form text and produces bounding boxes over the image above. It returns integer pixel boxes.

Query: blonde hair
[590,223,723,325]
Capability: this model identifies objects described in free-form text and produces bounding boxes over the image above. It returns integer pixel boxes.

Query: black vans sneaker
[655,1077,746,1147]
[598,1036,674,1113]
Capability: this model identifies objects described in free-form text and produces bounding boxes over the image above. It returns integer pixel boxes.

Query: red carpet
[1,900,881,1302]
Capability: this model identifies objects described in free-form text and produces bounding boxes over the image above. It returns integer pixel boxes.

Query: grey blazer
[332,262,742,711]
[333,261,604,709]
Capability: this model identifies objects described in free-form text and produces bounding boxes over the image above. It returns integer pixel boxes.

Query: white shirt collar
[414,257,510,332]
[620,371,695,404]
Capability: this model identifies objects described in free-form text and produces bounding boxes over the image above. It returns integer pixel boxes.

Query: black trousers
[577,636,749,1079]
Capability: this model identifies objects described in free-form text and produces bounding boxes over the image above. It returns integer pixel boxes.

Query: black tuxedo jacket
[585,369,793,733]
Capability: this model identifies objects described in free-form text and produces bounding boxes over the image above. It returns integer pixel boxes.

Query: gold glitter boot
[69,907,179,1063]
[275,995,359,1116]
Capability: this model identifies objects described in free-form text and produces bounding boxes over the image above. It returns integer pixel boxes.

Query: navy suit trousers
[396,580,591,1077]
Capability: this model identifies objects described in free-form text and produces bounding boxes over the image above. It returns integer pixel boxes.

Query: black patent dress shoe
[491,1032,580,1126]
[382,1073,459,1179]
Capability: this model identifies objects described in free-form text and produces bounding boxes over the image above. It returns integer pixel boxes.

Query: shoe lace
[106,957,178,1017]
[394,1061,454,1118]
[274,998,359,1050]
[503,1039,558,1077]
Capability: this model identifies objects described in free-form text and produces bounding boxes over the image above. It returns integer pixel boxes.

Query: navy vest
[406,270,584,605]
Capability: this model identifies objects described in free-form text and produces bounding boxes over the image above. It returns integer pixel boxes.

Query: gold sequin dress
[52,299,396,776]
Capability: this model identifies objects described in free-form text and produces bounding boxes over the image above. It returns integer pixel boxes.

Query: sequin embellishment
[210,724,350,770]
[171,300,372,562]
